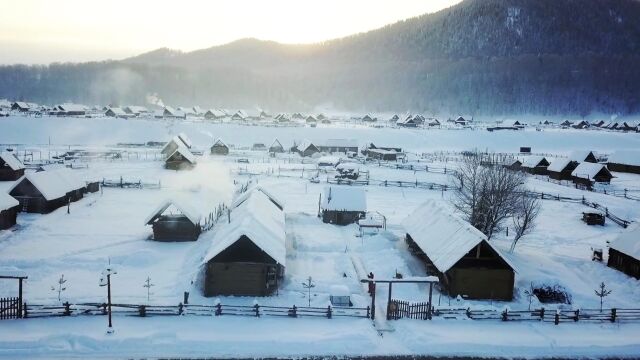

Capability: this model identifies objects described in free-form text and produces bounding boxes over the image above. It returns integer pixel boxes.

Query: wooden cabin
[361,114,376,122]
[320,186,366,226]
[11,102,30,112]
[204,109,225,120]
[0,193,19,230]
[520,156,550,175]
[569,151,598,163]
[268,139,284,153]
[571,163,613,188]
[547,159,578,181]
[0,152,25,181]
[367,149,398,161]
[145,200,201,241]
[161,135,191,157]
[8,172,72,213]
[165,147,196,170]
[105,107,127,118]
[608,225,640,279]
[502,158,522,171]
[210,139,230,155]
[318,139,359,154]
[403,200,515,300]
[608,151,640,174]
[203,189,285,296]
[293,140,319,157]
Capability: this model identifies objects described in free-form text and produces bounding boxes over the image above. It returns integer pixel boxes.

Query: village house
[317,139,359,154]
[547,158,579,181]
[520,156,550,175]
[571,162,613,188]
[293,140,320,157]
[607,150,640,174]
[388,114,400,123]
[396,116,419,128]
[361,114,376,122]
[502,158,522,171]
[204,109,226,120]
[145,199,202,241]
[55,104,86,116]
[161,134,192,157]
[105,107,127,118]
[607,225,640,279]
[366,148,399,161]
[0,193,20,230]
[231,110,247,121]
[124,106,149,116]
[210,139,230,155]
[8,171,74,213]
[0,152,25,181]
[306,115,317,124]
[454,115,473,126]
[268,139,285,154]
[403,200,515,300]
[427,118,441,127]
[165,146,197,170]
[11,102,30,112]
[320,186,366,225]
[569,150,598,163]
[620,121,639,132]
[203,188,285,296]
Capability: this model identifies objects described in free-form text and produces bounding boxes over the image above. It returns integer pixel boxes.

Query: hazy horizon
[0,0,461,65]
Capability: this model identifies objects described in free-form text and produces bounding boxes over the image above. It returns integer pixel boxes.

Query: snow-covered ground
[0,117,639,358]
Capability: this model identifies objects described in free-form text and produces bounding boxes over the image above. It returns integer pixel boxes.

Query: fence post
[466,307,471,318]
[539,307,545,320]
[574,309,579,322]
[254,304,260,317]
[366,306,370,319]
[215,303,222,316]
[64,302,71,316]
[327,305,332,319]
[611,308,617,323]
[289,305,297,318]
[178,303,183,315]
[139,305,146,317]
[554,311,560,325]
[502,308,508,321]
[23,302,28,318]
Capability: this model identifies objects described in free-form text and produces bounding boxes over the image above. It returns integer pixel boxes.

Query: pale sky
[0,0,461,65]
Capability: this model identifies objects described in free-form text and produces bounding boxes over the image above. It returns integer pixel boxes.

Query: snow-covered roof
[9,171,72,201]
[297,140,317,152]
[145,199,202,225]
[330,285,350,296]
[177,133,192,149]
[212,139,228,148]
[167,146,197,164]
[0,192,19,211]
[608,150,640,167]
[106,107,127,116]
[321,139,358,148]
[609,225,640,260]
[321,186,366,212]
[204,187,286,265]
[521,156,548,168]
[232,185,284,211]
[0,152,25,170]
[125,105,148,114]
[317,156,341,166]
[58,103,86,112]
[547,158,574,173]
[48,168,86,191]
[336,162,359,172]
[569,151,596,162]
[402,200,515,273]
[269,139,283,149]
[571,162,610,180]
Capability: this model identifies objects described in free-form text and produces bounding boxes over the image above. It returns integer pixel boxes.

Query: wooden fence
[101,177,161,189]
[0,298,20,320]
[389,300,640,325]
[20,302,370,320]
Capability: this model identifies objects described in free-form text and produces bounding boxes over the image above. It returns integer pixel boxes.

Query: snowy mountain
[1,0,640,114]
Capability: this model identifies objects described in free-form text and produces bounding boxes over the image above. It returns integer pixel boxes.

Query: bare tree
[595,282,612,312]
[510,193,541,252]
[452,153,526,239]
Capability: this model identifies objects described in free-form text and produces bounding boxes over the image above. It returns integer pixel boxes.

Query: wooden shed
[165,147,197,170]
[0,193,19,230]
[367,149,398,161]
[403,200,515,301]
[293,140,319,157]
[569,151,598,163]
[520,156,550,175]
[547,159,578,181]
[145,200,201,241]
[210,139,230,155]
[203,189,285,297]
[571,162,613,188]
[320,186,366,226]
[502,158,522,171]
[318,139,359,154]
[608,226,640,279]
[607,151,640,174]
[268,139,284,154]
[161,134,192,157]
[8,172,72,213]
[0,152,25,181]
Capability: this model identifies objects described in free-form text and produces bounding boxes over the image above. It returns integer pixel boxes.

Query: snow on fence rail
[389,300,640,325]
[101,177,161,189]
[20,302,371,320]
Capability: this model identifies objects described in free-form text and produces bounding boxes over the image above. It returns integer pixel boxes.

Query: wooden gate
[388,299,430,320]
[0,297,20,319]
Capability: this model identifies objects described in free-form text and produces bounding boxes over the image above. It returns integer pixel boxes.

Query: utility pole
[100,264,117,333]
